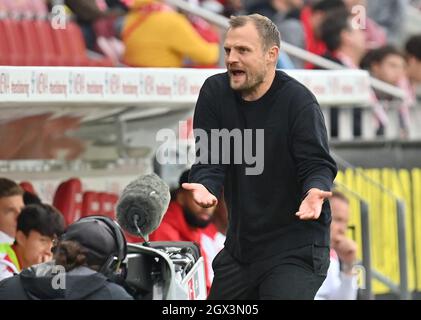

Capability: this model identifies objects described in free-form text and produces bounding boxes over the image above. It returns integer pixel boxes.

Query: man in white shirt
[315,191,358,300]
[0,178,24,244]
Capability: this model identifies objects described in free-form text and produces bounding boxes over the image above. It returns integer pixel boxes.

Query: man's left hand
[295,188,332,220]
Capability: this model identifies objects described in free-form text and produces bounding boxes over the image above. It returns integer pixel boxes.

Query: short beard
[183,207,211,229]
[229,69,266,94]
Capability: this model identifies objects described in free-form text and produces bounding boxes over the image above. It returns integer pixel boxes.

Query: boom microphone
[116,173,170,241]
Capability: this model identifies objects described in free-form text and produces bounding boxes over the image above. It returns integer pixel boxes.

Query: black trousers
[208,244,329,300]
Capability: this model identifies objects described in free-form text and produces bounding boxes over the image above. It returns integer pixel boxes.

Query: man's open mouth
[230,70,246,76]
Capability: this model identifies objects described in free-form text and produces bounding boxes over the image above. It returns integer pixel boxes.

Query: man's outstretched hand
[182,183,218,208]
[295,188,332,220]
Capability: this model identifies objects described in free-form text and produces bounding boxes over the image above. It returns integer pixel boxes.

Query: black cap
[60,218,118,263]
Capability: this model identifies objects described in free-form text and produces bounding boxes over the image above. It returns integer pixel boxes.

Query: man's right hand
[182,183,218,208]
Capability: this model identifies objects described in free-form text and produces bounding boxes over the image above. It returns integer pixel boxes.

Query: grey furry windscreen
[116,173,170,238]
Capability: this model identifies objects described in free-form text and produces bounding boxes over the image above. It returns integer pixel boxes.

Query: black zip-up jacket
[189,70,337,263]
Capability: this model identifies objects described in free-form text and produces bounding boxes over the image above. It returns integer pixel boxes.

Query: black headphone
[66,215,127,277]
[87,216,127,276]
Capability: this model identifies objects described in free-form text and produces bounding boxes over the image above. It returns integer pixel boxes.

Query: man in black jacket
[0,216,133,300]
[182,14,337,299]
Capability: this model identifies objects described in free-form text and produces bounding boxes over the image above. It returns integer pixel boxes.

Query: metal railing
[332,151,410,299]
[334,180,373,300]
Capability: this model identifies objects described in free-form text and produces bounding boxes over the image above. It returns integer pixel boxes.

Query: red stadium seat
[1,16,113,67]
[34,20,65,66]
[19,181,36,195]
[0,19,26,65]
[108,193,119,218]
[0,21,11,65]
[53,178,83,226]
[50,24,74,66]
[81,191,101,217]
[19,20,42,66]
[98,192,118,219]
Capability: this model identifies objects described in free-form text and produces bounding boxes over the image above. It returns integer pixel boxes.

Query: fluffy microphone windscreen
[116,173,170,239]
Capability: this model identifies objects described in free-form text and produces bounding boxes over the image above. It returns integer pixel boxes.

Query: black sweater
[190,70,337,263]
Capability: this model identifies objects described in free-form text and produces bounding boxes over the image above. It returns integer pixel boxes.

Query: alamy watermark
[51,265,66,290]
[155,121,265,176]
[353,264,367,290]
[351,5,367,30]
[51,5,66,30]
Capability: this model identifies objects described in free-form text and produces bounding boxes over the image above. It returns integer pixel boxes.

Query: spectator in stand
[62,0,108,50]
[62,0,127,52]
[320,8,391,138]
[360,35,421,138]
[58,0,128,64]
[343,0,387,50]
[394,35,421,139]
[149,170,224,292]
[223,0,247,17]
[320,8,367,78]
[0,204,65,281]
[248,0,306,68]
[300,0,346,68]
[404,35,421,95]
[361,46,409,138]
[366,0,407,46]
[361,46,406,90]
[122,0,219,67]
[315,191,358,300]
[0,179,24,245]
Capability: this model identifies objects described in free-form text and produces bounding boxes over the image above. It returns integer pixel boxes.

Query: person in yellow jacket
[122,0,219,67]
